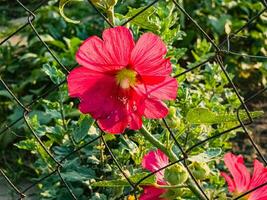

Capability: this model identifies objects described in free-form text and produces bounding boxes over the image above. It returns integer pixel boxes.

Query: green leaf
[59,0,83,24]
[73,116,94,143]
[42,64,65,84]
[125,6,159,31]
[189,148,222,162]
[60,169,95,182]
[15,139,37,151]
[186,107,264,124]
[91,172,156,187]
[90,193,107,200]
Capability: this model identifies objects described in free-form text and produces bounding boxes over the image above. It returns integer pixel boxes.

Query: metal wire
[0,0,267,199]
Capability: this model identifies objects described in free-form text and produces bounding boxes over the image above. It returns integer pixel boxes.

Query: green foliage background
[0,0,266,199]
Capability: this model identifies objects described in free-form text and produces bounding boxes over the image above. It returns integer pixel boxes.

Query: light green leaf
[125,6,159,31]
[59,0,83,24]
[189,148,222,162]
[186,107,264,124]
[73,116,94,143]
[92,172,156,187]
[42,64,65,84]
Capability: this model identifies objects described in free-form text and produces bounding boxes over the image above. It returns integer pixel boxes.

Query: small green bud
[168,106,176,117]
[164,164,189,185]
[160,188,184,199]
[106,0,117,6]
[189,162,210,180]
[90,0,106,10]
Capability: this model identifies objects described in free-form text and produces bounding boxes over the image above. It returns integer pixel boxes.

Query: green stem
[140,126,177,161]
[187,179,207,200]
[106,7,115,25]
[155,183,187,189]
[140,126,207,200]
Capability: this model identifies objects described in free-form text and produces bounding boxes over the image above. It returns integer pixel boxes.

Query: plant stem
[140,126,207,200]
[187,179,208,200]
[106,7,115,25]
[140,126,177,161]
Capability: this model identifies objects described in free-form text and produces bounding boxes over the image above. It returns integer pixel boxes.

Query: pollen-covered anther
[115,68,137,89]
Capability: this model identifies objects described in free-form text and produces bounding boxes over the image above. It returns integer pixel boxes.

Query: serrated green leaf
[186,108,215,124]
[59,0,83,24]
[91,172,156,187]
[73,116,94,143]
[189,148,222,162]
[42,64,65,84]
[15,139,37,151]
[186,107,264,124]
[125,6,159,31]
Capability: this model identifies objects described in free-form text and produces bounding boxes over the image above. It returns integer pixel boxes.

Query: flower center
[115,68,137,89]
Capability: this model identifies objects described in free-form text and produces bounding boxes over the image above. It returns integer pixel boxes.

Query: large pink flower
[141,149,169,200]
[67,26,177,134]
[221,152,267,200]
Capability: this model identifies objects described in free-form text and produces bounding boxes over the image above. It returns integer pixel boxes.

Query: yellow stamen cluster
[116,68,137,89]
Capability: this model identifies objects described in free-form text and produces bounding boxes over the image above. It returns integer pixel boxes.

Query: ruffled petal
[221,172,236,193]
[145,77,177,100]
[76,26,135,72]
[248,160,267,200]
[127,88,145,130]
[67,66,106,97]
[249,186,267,200]
[224,153,251,193]
[102,26,135,66]
[249,160,267,189]
[140,186,167,200]
[142,149,169,184]
[143,98,168,119]
[128,111,142,130]
[130,33,171,76]
[77,76,117,119]
[97,106,128,134]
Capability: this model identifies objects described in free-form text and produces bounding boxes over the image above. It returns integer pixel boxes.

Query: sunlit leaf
[92,172,156,187]
[186,107,264,124]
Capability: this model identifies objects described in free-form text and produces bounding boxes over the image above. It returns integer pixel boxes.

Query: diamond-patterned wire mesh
[0,0,267,199]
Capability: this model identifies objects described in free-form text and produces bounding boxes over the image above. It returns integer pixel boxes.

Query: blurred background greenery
[0,0,266,199]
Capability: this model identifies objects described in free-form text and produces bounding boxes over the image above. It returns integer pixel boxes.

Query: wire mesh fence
[0,0,267,199]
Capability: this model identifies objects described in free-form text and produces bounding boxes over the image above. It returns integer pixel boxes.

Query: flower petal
[224,153,251,193]
[140,186,167,200]
[145,77,178,100]
[142,149,169,184]
[102,26,135,66]
[77,77,117,117]
[131,33,171,76]
[221,172,236,193]
[128,112,142,130]
[143,98,168,119]
[249,186,267,200]
[249,160,267,189]
[76,26,135,72]
[67,66,106,97]
[127,88,145,130]
[97,106,128,134]
[248,160,267,200]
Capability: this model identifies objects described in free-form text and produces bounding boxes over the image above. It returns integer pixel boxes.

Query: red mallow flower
[221,152,267,200]
[141,149,169,200]
[67,26,177,134]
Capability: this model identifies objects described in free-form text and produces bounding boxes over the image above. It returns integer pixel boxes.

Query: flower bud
[90,0,106,10]
[189,162,210,180]
[106,0,117,6]
[168,106,176,117]
[161,189,184,199]
[164,164,188,185]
